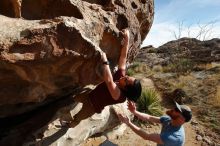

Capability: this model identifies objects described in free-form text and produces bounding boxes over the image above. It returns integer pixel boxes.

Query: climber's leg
[68,91,96,127]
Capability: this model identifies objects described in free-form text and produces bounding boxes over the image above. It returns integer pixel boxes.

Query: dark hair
[122,79,142,102]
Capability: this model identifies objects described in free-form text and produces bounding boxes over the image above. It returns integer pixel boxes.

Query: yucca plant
[137,88,163,117]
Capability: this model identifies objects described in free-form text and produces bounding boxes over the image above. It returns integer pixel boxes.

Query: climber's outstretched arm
[118,29,129,70]
[101,52,121,100]
[97,29,130,100]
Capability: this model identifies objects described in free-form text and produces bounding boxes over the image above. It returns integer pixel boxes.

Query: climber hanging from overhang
[61,29,142,127]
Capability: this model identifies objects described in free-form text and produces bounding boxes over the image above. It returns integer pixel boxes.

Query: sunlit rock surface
[0,0,154,145]
[0,0,154,117]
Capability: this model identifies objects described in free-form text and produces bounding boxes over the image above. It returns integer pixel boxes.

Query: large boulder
[32,103,130,146]
[0,95,131,146]
[0,0,154,117]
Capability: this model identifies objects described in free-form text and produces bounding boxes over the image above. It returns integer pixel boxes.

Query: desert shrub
[131,62,142,69]
[127,68,135,76]
[177,58,194,71]
[163,58,194,73]
[152,65,163,72]
[126,62,141,76]
[127,62,152,76]
[137,88,163,117]
[198,108,220,135]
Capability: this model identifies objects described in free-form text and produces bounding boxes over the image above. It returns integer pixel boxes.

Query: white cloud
[141,22,176,47]
[141,0,220,48]
[141,21,220,48]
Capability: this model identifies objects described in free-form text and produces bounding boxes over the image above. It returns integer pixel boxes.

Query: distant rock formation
[138,38,220,67]
[0,0,154,117]
[135,45,166,67]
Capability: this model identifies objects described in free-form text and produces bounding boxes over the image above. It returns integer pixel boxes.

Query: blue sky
[142,0,220,47]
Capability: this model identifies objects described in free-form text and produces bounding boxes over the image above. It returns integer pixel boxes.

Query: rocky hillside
[137,38,220,67]
[133,38,220,145]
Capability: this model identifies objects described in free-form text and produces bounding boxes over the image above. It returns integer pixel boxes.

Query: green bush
[126,62,141,76]
[127,68,135,76]
[131,62,142,69]
[163,58,194,73]
[127,62,152,76]
[177,58,194,72]
[137,88,163,116]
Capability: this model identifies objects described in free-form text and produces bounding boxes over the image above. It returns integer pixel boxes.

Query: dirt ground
[81,119,201,146]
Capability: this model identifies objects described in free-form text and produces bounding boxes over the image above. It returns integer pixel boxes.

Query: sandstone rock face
[1,97,131,146]
[0,0,154,117]
[35,103,130,146]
